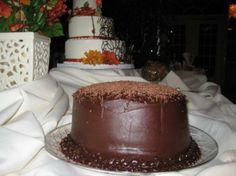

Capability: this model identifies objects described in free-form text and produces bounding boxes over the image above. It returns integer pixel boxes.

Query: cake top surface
[73,81,186,104]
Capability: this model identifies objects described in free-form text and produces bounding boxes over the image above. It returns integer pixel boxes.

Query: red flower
[47,0,67,26]
[9,24,26,32]
[0,1,12,18]
[102,51,120,65]
[96,0,102,6]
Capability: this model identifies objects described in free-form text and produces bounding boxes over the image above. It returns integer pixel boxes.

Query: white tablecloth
[0,67,236,176]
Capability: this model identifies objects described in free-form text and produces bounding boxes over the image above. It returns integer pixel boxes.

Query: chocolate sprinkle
[60,135,201,172]
[73,81,186,104]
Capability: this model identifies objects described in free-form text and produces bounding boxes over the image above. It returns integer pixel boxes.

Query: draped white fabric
[0,67,236,176]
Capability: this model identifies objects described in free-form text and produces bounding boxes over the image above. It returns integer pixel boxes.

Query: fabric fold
[161,71,190,91]
[0,74,69,175]
[0,88,23,125]
[0,112,44,175]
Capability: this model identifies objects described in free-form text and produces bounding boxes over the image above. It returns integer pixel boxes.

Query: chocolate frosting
[71,99,190,158]
[61,81,201,172]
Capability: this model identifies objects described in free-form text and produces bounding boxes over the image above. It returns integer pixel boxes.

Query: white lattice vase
[0,32,51,91]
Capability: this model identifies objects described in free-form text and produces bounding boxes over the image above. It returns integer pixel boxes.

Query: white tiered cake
[58,0,134,69]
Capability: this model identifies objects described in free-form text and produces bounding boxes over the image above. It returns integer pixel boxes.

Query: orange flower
[20,0,30,5]
[11,0,30,6]
[96,0,102,6]
[79,50,103,65]
[229,4,236,18]
[0,1,12,18]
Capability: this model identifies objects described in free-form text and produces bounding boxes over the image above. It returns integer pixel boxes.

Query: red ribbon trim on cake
[64,58,82,62]
[70,36,115,40]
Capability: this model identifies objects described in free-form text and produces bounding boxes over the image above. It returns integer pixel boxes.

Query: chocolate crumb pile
[60,135,201,172]
[73,81,186,104]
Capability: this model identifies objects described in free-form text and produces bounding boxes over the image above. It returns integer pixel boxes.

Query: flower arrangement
[78,50,120,65]
[0,0,67,37]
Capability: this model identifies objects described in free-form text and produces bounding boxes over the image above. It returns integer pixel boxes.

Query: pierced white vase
[0,32,51,91]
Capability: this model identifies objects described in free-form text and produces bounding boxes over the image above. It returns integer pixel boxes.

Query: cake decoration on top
[76,50,120,65]
[73,81,186,103]
[73,0,102,16]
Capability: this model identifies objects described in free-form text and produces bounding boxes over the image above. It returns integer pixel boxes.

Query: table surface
[0,67,236,176]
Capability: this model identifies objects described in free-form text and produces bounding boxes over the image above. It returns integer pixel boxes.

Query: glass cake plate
[45,124,218,175]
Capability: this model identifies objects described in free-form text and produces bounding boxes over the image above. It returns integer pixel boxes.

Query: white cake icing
[65,39,125,60]
[69,16,114,38]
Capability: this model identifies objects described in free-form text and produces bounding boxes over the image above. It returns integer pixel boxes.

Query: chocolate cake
[60,81,201,172]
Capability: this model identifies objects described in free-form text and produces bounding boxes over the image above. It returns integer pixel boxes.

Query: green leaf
[31,0,46,8]
[35,12,46,25]
[0,18,9,32]
[48,0,58,7]
[42,22,64,37]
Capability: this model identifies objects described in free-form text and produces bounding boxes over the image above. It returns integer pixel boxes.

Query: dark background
[50,0,236,103]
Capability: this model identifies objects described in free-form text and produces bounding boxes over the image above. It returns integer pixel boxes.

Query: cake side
[71,99,191,157]
[71,81,190,158]
[69,16,114,38]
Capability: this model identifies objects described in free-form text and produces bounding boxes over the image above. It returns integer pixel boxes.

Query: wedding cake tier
[69,16,114,38]
[65,39,125,62]
[61,0,133,69]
